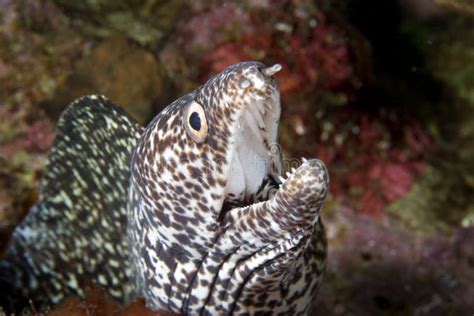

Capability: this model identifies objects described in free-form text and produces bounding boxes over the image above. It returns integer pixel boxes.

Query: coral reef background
[1,0,473,315]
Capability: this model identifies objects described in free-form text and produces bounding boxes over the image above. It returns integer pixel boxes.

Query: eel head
[130,61,329,314]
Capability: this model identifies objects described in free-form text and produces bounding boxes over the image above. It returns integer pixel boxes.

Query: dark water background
[0,0,473,315]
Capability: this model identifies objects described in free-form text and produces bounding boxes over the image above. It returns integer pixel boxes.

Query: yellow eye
[184,101,208,143]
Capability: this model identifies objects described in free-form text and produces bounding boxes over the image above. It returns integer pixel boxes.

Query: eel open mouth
[224,64,282,204]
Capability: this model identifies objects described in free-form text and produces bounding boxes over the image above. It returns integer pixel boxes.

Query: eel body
[0,61,329,315]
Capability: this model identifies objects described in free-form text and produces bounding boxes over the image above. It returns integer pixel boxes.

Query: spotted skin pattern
[0,62,329,315]
[0,96,143,311]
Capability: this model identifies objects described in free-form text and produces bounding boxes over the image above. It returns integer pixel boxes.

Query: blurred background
[0,0,473,315]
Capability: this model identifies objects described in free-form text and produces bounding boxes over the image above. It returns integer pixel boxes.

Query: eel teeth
[248,104,265,129]
[257,102,266,116]
[286,171,291,178]
[291,167,296,173]
[261,102,268,115]
[302,157,307,163]
[244,111,264,142]
[279,176,286,183]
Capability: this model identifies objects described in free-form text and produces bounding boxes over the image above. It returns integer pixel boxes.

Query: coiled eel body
[0,61,329,315]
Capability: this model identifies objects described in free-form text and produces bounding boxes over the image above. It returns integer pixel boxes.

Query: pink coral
[196,6,354,96]
[0,120,54,159]
[315,113,433,216]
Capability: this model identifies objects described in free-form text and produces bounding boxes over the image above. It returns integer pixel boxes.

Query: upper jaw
[224,87,281,207]
[238,64,282,150]
[240,96,278,146]
[213,62,283,210]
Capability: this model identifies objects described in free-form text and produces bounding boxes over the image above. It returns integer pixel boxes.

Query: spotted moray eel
[0,61,329,315]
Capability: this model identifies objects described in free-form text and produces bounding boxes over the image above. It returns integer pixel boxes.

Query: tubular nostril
[261,64,282,77]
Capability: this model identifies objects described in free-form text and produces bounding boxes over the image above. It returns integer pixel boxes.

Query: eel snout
[218,159,329,250]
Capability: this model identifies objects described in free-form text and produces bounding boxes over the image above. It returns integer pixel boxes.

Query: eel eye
[184,101,208,143]
[239,77,251,89]
[189,112,201,131]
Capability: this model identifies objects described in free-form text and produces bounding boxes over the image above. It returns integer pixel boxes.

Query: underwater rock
[388,14,474,230]
[433,0,474,15]
[51,0,188,47]
[389,165,467,232]
[0,157,38,254]
[43,36,168,124]
[41,282,179,316]
[314,206,474,315]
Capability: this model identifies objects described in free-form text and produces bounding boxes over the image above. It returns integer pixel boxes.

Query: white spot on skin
[67,275,79,289]
[98,274,107,285]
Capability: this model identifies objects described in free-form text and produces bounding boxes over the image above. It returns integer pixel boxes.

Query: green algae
[52,0,188,47]
[387,14,474,232]
[389,164,474,233]
[44,35,168,124]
